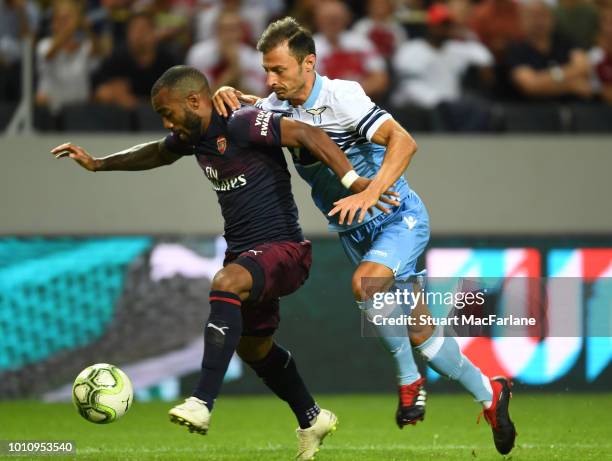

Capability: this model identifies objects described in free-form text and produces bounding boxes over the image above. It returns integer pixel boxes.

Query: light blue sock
[358,300,421,385]
[416,330,493,403]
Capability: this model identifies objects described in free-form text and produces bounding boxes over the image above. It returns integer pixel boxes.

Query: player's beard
[274,68,306,102]
[182,109,203,143]
[275,79,305,102]
[273,84,289,100]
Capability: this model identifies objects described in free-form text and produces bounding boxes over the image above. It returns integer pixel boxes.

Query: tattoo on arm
[97,140,182,171]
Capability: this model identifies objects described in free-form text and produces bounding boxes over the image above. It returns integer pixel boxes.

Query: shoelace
[477,407,497,429]
[296,428,315,455]
[184,397,206,410]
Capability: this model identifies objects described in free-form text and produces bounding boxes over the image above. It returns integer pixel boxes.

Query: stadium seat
[135,103,164,132]
[0,102,17,131]
[570,104,612,133]
[60,103,133,132]
[501,103,567,132]
[34,106,59,132]
[392,105,433,132]
[433,100,493,132]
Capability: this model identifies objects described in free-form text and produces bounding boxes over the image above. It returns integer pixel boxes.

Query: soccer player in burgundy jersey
[50,65,399,460]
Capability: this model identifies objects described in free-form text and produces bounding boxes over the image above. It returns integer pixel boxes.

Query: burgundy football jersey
[164,106,303,252]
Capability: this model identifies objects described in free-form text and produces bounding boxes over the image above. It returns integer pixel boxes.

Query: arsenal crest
[216,136,227,154]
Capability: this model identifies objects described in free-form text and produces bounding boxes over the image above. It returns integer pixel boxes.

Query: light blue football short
[338,190,430,281]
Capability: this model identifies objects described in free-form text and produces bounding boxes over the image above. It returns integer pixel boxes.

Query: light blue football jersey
[257,73,412,232]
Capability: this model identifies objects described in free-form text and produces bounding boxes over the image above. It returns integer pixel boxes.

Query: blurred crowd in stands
[1,0,611,132]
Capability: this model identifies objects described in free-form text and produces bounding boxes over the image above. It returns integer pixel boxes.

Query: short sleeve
[331,81,392,141]
[226,106,283,147]
[393,41,430,76]
[461,41,494,67]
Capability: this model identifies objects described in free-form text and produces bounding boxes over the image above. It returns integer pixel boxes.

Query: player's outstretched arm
[212,86,261,117]
[51,140,183,171]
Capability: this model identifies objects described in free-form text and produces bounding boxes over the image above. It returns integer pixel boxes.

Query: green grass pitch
[1,394,610,460]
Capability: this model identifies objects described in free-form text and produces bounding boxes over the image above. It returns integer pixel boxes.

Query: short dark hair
[151,65,210,99]
[256,17,316,63]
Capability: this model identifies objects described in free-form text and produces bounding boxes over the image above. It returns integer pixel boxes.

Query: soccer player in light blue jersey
[212,16,516,455]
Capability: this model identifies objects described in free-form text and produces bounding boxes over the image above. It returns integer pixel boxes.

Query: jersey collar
[204,110,226,139]
[302,72,323,110]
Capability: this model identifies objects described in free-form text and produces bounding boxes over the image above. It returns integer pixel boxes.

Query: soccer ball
[72,363,133,424]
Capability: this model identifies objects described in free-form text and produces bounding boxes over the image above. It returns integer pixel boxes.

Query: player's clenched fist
[51,143,99,172]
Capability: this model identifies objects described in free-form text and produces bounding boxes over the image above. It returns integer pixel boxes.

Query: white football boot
[295,409,338,460]
[168,396,210,435]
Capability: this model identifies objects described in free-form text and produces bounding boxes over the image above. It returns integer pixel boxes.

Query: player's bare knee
[211,264,251,297]
[237,336,273,363]
[353,264,394,301]
[352,276,390,302]
[352,274,367,301]
[409,325,435,347]
[211,269,238,293]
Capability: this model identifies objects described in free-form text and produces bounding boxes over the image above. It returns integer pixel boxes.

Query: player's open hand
[328,177,401,225]
[50,142,99,172]
[212,86,259,117]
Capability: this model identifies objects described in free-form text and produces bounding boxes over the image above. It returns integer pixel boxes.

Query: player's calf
[352,263,427,431]
[239,339,337,459]
[170,284,245,435]
[242,341,322,430]
[169,289,244,434]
